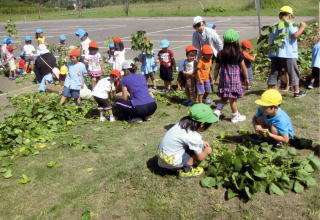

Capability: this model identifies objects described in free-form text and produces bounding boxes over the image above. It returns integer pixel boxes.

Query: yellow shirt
[37,37,46,44]
[60,65,68,75]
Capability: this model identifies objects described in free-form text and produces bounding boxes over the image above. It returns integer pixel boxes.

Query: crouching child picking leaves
[252,89,294,146]
[157,103,218,178]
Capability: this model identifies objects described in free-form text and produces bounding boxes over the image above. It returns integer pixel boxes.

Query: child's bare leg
[167,81,171,90]
[60,96,67,104]
[76,97,81,105]
[152,79,156,88]
[107,109,113,117]
[229,98,238,114]
[99,109,104,117]
[91,77,97,89]
[284,73,290,91]
[197,94,204,103]
[177,80,182,90]
[203,92,208,100]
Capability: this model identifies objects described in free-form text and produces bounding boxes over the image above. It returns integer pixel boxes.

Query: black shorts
[144,72,155,81]
[268,58,300,87]
[93,96,112,110]
[312,67,319,79]
[160,66,174,82]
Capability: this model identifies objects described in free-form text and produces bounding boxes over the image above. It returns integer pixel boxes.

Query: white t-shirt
[81,37,91,56]
[157,123,204,168]
[84,53,102,72]
[1,44,7,58]
[23,44,36,56]
[91,77,115,99]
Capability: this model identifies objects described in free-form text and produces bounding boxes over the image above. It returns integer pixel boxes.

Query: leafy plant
[131,30,154,55]
[4,19,19,41]
[199,141,319,200]
[153,90,186,105]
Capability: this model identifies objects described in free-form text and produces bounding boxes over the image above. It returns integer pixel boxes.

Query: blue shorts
[196,80,212,95]
[62,87,80,99]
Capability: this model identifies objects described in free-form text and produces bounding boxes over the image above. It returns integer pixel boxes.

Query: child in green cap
[157,103,218,178]
[213,29,249,123]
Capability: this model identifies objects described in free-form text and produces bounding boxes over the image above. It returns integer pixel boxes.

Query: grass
[0,78,319,219]
[0,0,317,21]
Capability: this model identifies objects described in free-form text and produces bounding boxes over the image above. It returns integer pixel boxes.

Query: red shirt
[158,49,174,68]
[19,59,26,70]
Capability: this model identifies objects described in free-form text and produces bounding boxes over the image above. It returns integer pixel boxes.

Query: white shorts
[8,60,16,71]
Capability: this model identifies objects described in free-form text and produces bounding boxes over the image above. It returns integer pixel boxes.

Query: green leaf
[287,147,297,156]
[219,131,225,139]
[234,157,242,171]
[226,188,238,200]
[308,155,320,170]
[3,169,12,178]
[47,160,57,168]
[19,174,31,184]
[200,177,217,188]
[244,171,254,181]
[293,181,304,193]
[269,183,284,196]
[303,164,314,173]
[304,176,317,187]
[81,210,91,220]
[255,181,267,192]
[244,186,252,199]
[0,150,9,157]
[0,168,7,173]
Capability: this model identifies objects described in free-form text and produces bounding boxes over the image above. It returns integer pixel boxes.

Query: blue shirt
[312,42,320,68]
[255,106,294,137]
[64,62,87,90]
[121,73,155,106]
[138,52,157,74]
[268,21,298,59]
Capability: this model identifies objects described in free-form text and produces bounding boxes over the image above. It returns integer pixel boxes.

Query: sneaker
[109,116,116,122]
[100,116,106,122]
[152,86,157,91]
[128,117,143,123]
[178,167,204,179]
[231,113,246,123]
[143,116,151,121]
[213,109,221,119]
[274,142,283,148]
[294,90,306,98]
[307,83,314,89]
[182,99,191,106]
[203,98,213,104]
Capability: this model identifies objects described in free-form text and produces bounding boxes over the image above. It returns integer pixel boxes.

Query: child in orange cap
[196,44,213,104]
[113,37,125,71]
[60,49,87,106]
[92,69,121,122]
[84,41,103,89]
[241,40,256,87]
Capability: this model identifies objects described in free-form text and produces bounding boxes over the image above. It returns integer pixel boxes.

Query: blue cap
[20,52,26,57]
[75,28,86,38]
[6,38,13,44]
[25,36,32,41]
[36,29,44,34]
[207,24,216,29]
[160,39,170,48]
[59,35,67,41]
[3,38,8,43]
[109,43,115,48]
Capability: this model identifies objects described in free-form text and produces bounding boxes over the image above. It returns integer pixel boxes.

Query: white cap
[122,60,134,69]
[37,44,49,55]
[193,16,204,26]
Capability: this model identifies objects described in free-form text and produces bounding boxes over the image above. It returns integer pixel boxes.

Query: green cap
[223,29,240,43]
[188,103,218,123]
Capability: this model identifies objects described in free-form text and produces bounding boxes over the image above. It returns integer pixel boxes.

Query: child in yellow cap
[157,103,217,178]
[252,89,294,146]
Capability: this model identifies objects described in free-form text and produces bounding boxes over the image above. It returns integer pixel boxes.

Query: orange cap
[185,45,198,53]
[110,69,121,79]
[69,49,81,57]
[114,37,121,43]
[89,41,99,48]
[241,40,252,50]
[201,45,213,55]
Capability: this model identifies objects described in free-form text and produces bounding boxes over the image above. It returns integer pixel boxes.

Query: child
[207,23,216,30]
[252,89,294,146]
[268,6,306,98]
[308,41,320,89]
[180,45,198,106]
[84,41,104,89]
[138,43,157,90]
[241,40,256,85]
[92,69,121,122]
[106,43,115,65]
[157,103,217,178]
[5,41,17,80]
[35,29,46,45]
[18,52,26,75]
[23,36,36,74]
[59,35,67,46]
[60,49,87,106]
[213,29,249,123]
[75,28,91,56]
[278,67,290,91]
[196,44,213,104]
[113,37,125,71]
[158,39,176,92]
[176,60,187,91]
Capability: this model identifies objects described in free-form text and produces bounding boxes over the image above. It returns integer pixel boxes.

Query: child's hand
[300,22,307,28]
[244,79,250,87]
[203,142,212,154]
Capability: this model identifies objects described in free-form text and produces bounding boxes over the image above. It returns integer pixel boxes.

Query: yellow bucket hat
[280,6,293,14]
[255,89,282,106]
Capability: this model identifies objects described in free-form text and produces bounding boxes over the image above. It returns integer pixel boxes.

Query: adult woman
[116,60,157,123]
[192,16,223,60]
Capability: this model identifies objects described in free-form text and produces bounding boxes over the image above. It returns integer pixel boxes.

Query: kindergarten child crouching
[92,69,121,122]
[157,103,217,178]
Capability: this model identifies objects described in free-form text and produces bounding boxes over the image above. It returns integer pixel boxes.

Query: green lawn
[0,79,319,219]
[0,0,317,21]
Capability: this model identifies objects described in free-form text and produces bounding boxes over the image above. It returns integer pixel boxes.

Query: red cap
[241,40,253,50]
[69,49,81,57]
[114,37,122,43]
[89,41,99,48]
[6,46,14,52]
[110,69,121,79]
[201,45,213,55]
[185,45,198,53]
